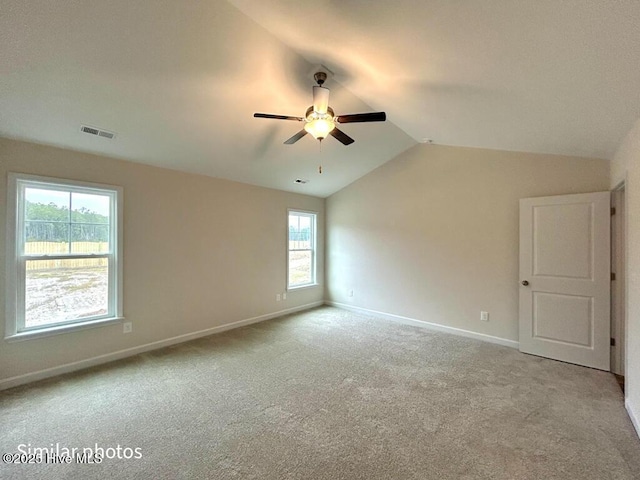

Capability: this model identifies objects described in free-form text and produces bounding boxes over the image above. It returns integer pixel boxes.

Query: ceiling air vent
[80,125,115,140]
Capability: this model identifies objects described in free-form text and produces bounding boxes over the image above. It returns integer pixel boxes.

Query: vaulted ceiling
[2,1,639,197]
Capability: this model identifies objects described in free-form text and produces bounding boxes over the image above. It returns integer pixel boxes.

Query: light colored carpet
[1,306,639,479]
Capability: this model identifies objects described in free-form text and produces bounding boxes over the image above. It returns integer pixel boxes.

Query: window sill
[5,317,125,343]
[287,283,320,292]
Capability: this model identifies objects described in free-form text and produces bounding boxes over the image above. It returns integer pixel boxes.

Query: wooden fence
[25,242,108,270]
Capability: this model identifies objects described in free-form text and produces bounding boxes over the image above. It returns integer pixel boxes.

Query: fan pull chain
[319,164,322,174]
[318,138,323,174]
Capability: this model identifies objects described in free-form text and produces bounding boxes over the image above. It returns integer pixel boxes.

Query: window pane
[24,188,71,253]
[71,224,110,253]
[288,214,298,235]
[289,250,312,286]
[299,215,310,230]
[25,188,70,222]
[24,223,70,254]
[25,258,109,328]
[71,192,110,224]
[289,215,312,250]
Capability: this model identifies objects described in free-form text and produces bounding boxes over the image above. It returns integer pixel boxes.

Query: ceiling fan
[254,72,386,146]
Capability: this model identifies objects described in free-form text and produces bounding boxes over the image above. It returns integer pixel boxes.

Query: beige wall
[326,144,609,343]
[0,138,324,382]
[610,119,640,434]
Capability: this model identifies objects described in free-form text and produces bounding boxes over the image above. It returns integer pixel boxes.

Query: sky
[26,188,110,216]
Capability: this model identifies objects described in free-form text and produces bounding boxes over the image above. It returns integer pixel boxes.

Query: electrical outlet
[123,322,132,333]
[276,294,281,302]
[480,311,489,322]
[282,293,287,300]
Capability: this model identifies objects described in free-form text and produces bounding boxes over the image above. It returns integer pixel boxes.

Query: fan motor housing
[314,71,327,86]
[305,106,334,121]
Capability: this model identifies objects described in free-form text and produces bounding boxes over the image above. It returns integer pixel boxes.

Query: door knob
[521,280,529,286]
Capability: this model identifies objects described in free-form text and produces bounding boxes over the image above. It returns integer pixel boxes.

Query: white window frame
[287,209,317,290]
[5,173,124,341]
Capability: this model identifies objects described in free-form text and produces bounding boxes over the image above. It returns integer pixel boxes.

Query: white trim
[5,174,19,339]
[326,301,520,349]
[5,317,124,342]
[610,187,626,375]
[626,399,640,439]
[114,182,124,322]
[287,283,320,291]
[0,301,322,391]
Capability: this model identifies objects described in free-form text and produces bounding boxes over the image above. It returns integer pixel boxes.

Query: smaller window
[288,210,317,288]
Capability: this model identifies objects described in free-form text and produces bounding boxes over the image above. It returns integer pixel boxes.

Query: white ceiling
[2,1,640,197]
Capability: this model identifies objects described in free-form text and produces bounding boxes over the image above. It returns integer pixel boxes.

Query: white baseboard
[626,399,640,439]
[0,301,323,391]
[326,301,519,349]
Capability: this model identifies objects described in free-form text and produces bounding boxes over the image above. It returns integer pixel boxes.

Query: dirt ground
[25,266,108,327]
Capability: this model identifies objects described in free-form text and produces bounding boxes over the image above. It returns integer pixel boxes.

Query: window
[6,174,123,339]
[288,210,317,288]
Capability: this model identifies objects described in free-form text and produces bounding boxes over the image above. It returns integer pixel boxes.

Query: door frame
[611,180,627,377]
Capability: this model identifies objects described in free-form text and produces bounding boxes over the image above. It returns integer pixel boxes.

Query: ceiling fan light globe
[304,118,335,140]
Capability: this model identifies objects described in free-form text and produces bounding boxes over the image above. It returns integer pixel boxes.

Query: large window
[6,174,123,339]
[288,210,316,288]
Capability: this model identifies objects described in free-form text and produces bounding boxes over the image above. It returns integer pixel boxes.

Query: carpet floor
[1,306,639,479]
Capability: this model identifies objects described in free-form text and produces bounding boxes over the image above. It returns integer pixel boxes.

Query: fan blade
[284,130,308,145]
[312,86,330,114]
[254,113,304,121]
[330,128,355,146]
[335,112,386,123]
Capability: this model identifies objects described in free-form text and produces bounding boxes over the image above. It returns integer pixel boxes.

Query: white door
[519,192,610,370]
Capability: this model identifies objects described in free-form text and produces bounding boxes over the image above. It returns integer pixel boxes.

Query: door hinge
[611,207,616,215]
[611,338,616,347]
[611,272,616,281]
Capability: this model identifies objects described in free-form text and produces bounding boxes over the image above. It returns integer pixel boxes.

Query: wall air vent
[80,125,116,140]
